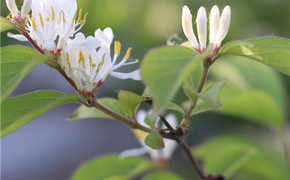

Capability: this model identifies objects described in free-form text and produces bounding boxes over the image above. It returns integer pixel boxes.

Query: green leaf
[118,91,149,118]
[190,100,220,116]
[144,130,164,149]
[182,80,226,116]
[193,136,289,180]
[1,90,80,137]
[167,102,184,114]
[237,148,289,180]
[70,98,126,121]
[143,171,183,180]
[71,155,154,180]
[216,90,285,127]
[0,17,15,32]
[193,136,257,179]
[1,46,51,102]
[211,56,286,127]
[198,80,226,107]
[182,82,197,101]
[141,46,210,113]
[219,37,290,75]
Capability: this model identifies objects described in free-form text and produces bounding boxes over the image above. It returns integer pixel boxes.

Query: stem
[91,98,151,133]
[182,63,210,124]
[159,116,206,179]
[21,29,45,54]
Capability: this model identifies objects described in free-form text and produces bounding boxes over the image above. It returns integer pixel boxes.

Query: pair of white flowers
[182,5,231,53]
[6,0,141,92]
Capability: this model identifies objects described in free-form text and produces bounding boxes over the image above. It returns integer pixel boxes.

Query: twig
[159,116,206,179]
[182,61,210,124]
[90,97,151,133]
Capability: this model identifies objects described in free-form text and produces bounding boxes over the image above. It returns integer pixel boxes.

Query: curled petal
[21,0,32,19]
[5,0,19,18]
[209,5,220,44]
[7,32,28,41]
[182,6,199,50]
[214,6,231,48]
[110,70,142,80]
[196,6,207,50]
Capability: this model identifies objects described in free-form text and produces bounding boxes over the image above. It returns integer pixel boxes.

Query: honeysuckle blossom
[182,5,231,53]
[7,0,87,51]
[120,110,178,162]
[59,28,141,92]
[5,0,32,22]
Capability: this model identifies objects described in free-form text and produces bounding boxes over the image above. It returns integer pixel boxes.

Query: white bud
[214,6,231,48]
[5,0,19,18]
[182,6,199,50]
[209,5,220,44]
[196,6,207,50]
[21,0,32,19]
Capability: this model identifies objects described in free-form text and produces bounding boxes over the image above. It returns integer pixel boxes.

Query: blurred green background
[1,0,289,180]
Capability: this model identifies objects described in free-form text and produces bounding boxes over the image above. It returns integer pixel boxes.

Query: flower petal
[196,6,207,50]
[7,32,28,41]
[209,5,220,44]
[110,70,142,80]
[214,6,231,48]
[119,147,149,159]
[182,6,199,49]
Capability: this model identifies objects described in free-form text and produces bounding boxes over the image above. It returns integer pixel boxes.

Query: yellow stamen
[59,57,63,61]
[45,17,50,21]
[124,47,132,60]
[61,66,66,70]
[114,41,121,56]
[77,9,83,22]
[39,13,44,27]
[66,52,71,69]
[135,59,139,63]
[6,13,11,19]
[78,51,86,68]
[96,53,105,73]
[57,10,66,24]
[80,13,88,26]
[89,54,93,66]
[51,6,55,20]
[72,10,77,24]
[30,15,37,31]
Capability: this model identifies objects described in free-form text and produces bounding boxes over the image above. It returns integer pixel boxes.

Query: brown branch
[91,97,152,133]
[159,116,206,179]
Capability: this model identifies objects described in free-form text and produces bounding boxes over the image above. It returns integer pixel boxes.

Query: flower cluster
[182,5,231,53]
[5,0,141,93]
[120,110,178,162]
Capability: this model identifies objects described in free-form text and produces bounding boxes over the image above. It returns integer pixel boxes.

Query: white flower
[196,6,207,51]
[120,110,178,161]
[59,28,141,92]
[5,0,32,21]
[7,0,87,51]
[182,5,231,53]
[214,6,231,49]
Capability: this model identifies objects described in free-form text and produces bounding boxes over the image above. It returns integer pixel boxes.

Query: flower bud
[21,0,32,19]
[209,5,220,44]
[182,6,199,50]
[5,0,19,18]
[196,6,207,50]
[214,6,231,48]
